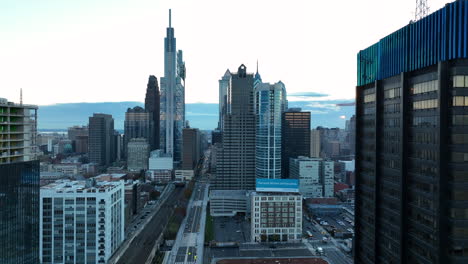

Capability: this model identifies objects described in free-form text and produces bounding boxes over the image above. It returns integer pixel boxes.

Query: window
[453,75,468,88]
[364,94,375,103]
[451,152,468,162]
[452,115,468,126]
[413,99,438,110]
[411,80,438,94]
[453,96,468,106]
[451,134,468,144]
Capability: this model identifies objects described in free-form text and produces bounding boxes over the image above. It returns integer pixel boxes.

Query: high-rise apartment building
[355,1,468,263]
[281,109,310,178]
[145,75,160,150]
[182,127,200,170]
[289,157,334,198]
[127,138,150,171]
[255,81,287,179]
[310,129,321,158]
[89,113,115,166]
[0,98,39,264]
[160,9,186,165]
[213,64,256,190]
[39,180,125,264]
[124,106,152,156]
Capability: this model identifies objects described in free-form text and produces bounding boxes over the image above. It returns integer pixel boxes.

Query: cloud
[301,109,330,114]
[288,92,329,97]
[305,102,341,111]
[186,112,218,116]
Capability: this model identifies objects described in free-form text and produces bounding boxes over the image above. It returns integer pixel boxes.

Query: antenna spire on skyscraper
[415,0,430,21]
[169,9,172,28]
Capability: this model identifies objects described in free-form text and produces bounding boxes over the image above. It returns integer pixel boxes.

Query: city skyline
[0,0,451,106]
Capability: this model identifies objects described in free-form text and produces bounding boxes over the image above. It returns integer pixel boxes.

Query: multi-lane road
[171,182,209,264]
[111,186,185,264]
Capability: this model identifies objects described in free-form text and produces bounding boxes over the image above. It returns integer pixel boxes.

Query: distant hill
[38,100,355,131]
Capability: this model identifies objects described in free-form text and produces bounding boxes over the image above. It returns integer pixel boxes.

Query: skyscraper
[255,81,287,179]
[89,113,115,166]
[281,108,311,178]
[0,98,39,264]
[68,125,88,153]
[124,106,152,156]
[213,64,256,190]
[182,127,201,170]
[355,1,468,263]
[160,9,186,165]
[218,69,231,131]
[145,75,160,151]
[310,129,321,158]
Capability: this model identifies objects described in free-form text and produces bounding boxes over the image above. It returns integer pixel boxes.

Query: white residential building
[39,180,125,264]
[289,157,334,198]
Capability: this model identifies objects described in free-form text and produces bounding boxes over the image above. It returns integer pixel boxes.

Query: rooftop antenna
[169,9,172,28]
[415,0,430,21]
[256,59,259,74]
[20,88,23,105]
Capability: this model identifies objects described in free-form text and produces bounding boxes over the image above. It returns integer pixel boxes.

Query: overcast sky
[0,0,451,106]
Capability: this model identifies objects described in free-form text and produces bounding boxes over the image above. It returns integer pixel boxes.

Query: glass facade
[255,82,286,179]
[160,11,185,164]
[0,160,39,264]
[281,110,311,178]
[358,0,468,86]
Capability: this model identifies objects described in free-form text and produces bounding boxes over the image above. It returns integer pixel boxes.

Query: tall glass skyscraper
[0,98,39,264]
[255,81,287,179]
[160,9,186,165]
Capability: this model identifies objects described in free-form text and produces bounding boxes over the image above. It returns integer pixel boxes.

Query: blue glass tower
[255,79,287,179]
[160,9,186,165]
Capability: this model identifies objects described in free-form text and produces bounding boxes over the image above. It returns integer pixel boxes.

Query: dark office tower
[145,75,160,150]
[281,108,311,178]
[212,129,222,145]
[124,106,152,157]
[182,127,200,170]
[68,125,88,153]
[0,98,39,264]
[213,64,256,190]
[355,1,468,263]
[89,113,115,166]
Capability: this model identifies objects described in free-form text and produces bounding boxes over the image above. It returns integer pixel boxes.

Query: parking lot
[313,213,354,237]
[212,215,250,243]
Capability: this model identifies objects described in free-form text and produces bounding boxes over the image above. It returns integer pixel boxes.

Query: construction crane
[415,0,430,21]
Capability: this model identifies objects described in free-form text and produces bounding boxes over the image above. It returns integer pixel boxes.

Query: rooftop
[216,258,328,264]
[41,179,122,193]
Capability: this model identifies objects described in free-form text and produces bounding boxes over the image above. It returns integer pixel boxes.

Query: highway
[113,186,185,264]
[168,150,211,264]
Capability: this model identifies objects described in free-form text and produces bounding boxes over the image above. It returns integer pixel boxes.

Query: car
[317,247,324,255]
